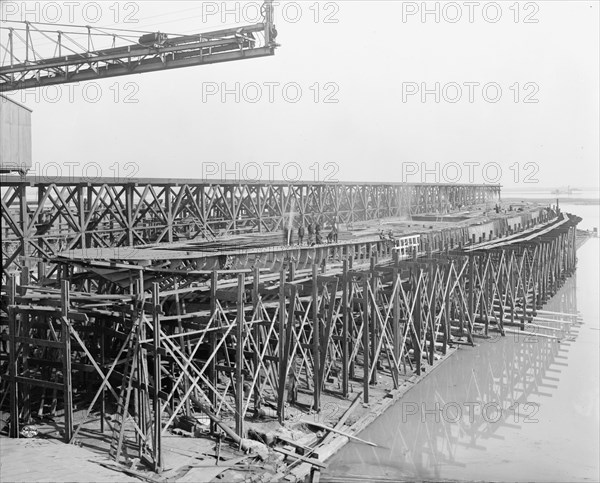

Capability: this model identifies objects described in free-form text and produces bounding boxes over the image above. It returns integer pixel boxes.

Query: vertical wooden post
[428,264,436,365]
[392,266,400,387]
[468,255,475,335]
[165,186,173,243]
[508,253,515,326]
[173,280,190,417]
[125,185,134,246]
[19,269,32,425]
[362,275,370,403]
[571,226,577,271]
[312,264,321,411]
[20,272,30,425]
[483,256,490,336]
[443,264,451,354]
[8,275,18,438]
[37,260,46,283]
[135,285,143,455]
[414,268,422,376]
[100,321,105,433]
[61,280,73,443]
[252,267,261,411]
[209,271,217,434]
[152,282,162,471]
[235,274,245,437]
[341,260,349,398]
[349,272,355,381]
[370,259,378,384]
[520,251,527,331]
[543,242,549,302]
[477,256,484,330]
[78,185,87,253]
[277,269,286,423]
[19,269,29,295]
[531,246,539,310]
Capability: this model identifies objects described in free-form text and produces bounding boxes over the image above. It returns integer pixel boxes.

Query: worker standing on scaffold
[307,219,314,245]
[283,226,289,245]
[298,223,305,245]
[315,220,322,244]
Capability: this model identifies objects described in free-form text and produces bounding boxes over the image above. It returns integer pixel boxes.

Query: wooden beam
[152,282,162,472]
[235,273,245,438]
[362,276,370,404]
[61,280,73,443]
[312,264,320,411]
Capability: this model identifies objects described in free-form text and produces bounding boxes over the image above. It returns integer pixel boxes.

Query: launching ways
[3,206,580,470]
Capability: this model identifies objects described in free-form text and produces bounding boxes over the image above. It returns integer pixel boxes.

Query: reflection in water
[325,240,599,482]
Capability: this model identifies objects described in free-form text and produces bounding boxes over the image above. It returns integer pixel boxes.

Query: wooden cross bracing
[1,220,579,471]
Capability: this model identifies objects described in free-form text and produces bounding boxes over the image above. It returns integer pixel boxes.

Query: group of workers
[283,219,338,246]
[282,222,399,247]
[379,229,396,242]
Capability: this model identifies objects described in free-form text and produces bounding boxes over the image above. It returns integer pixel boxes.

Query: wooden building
[0,93,32,174]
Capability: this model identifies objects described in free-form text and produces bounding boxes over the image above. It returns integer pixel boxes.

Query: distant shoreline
[501,196,600,206]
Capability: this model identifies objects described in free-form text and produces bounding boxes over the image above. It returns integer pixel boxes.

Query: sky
[1,0,599,190]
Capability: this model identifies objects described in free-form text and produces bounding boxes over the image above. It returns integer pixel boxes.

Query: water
[559,202,600,232]
[324,202,600,482]
[502,189,599,202]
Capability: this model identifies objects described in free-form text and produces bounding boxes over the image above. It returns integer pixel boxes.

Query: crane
[0,1,278,91]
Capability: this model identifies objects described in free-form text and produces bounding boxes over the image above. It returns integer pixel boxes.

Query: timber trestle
[1,177,501,274]
[0,211,580,471]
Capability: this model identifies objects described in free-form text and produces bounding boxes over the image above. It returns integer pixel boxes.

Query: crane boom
[0,2,277,91]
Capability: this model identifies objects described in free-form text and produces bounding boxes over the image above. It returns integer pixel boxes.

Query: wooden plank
[299,420,378,447]
[159,312,210,322]
[25,357,96,372]
[273,447,327,469]
[14,336,63,349]
[275,435,314,456]
[11,305,89,322]
[502,328,560,340]
[12,375,64,391]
